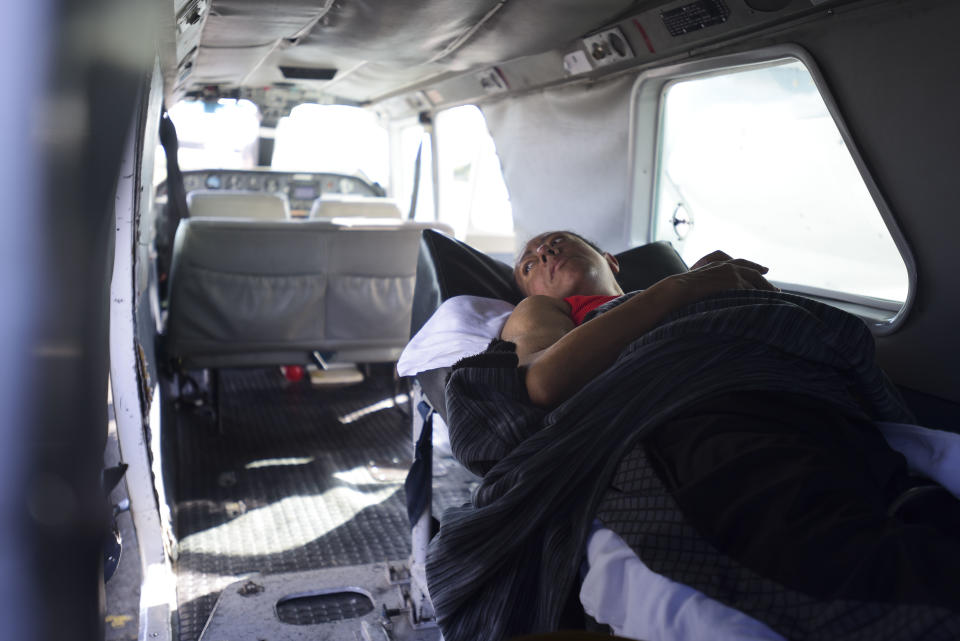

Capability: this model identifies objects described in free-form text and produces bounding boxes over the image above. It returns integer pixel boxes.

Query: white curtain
[481,74,636,254]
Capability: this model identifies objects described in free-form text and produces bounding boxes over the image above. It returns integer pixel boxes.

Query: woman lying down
[425,231,960,641]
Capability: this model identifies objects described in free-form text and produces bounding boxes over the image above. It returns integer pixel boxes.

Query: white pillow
[397,296,515,376]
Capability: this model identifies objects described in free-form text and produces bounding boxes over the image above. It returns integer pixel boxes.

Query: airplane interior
[4,0,960,640]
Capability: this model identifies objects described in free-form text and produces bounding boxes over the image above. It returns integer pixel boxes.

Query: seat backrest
[165,218,438,368]
[308,195,403,220]
[186,190,291,220]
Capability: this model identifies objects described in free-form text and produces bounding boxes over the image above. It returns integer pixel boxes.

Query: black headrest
[410,229,688,337]
[614,240,689,291]
[410,230,523,337]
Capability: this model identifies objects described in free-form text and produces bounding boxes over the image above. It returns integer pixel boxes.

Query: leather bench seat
[308,195,403,220]
[164,218,440,368]
[187,190,291,220]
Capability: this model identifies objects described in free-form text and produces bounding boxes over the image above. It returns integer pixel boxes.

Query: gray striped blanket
[425,291,960,640]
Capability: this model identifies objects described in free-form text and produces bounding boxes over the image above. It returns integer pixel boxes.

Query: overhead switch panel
[582,27,635,68]
[176,0,207,33]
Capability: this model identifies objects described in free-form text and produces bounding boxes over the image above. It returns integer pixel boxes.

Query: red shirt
[563,295,618,326]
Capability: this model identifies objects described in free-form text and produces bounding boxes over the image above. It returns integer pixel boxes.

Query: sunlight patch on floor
[172,566,255,602]
[180,485,399,557]
[337,393,409,425]
[244,456,316,470]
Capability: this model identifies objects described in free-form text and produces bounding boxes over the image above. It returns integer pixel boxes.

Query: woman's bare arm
[502,257,775,408]
[501,295,576,366]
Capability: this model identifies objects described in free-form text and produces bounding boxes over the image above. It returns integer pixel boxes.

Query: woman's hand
[661,250,778,307]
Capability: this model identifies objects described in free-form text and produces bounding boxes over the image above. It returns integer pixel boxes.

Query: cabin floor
[163,366,476,641]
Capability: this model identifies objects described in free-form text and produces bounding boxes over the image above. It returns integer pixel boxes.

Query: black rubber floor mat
[170,368,470,641]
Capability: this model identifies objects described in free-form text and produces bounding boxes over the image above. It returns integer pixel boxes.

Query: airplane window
[395,121,435,222]
[436,105,514,258]
[653,59,909,305]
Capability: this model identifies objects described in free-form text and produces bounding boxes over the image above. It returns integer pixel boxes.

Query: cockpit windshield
[272,104,389,187]
[166,99,261,171]
[163,99,389,188]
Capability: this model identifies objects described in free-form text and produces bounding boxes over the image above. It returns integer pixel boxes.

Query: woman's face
[514,231,621,298]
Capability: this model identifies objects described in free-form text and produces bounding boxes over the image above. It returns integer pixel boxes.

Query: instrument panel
[156,170,383,213]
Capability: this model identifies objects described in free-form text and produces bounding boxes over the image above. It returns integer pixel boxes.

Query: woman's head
[514,231,623,298]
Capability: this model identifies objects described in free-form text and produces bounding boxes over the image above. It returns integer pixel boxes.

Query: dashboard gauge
[339,178,355,194]
[246,175,261,189]
[265,178,279,193]
[184,175,201,190]
[291,184,318,201]
[226,174,242,190]
[205,174,221,189]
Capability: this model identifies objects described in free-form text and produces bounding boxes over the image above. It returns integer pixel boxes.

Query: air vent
[279,66,338,81]
[476,68,508,94]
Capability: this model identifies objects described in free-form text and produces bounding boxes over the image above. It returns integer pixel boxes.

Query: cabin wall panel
[779,0,960,402]
[16,0,155,637]
[1,0,49,634]
[136,61,165,387]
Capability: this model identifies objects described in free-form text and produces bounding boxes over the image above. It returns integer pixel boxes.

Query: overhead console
[376,0,852,118]
[155,170,382,214]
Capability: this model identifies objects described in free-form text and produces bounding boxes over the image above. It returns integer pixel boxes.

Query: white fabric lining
[480,75,637,255]
[397,295,514,376]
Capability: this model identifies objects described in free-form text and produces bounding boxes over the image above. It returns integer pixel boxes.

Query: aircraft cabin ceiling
[164,0,655,106]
